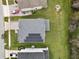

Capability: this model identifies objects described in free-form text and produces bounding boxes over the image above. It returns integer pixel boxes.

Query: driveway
[5,21,19,31]
[3,4,32,17]
[5,49,19,58]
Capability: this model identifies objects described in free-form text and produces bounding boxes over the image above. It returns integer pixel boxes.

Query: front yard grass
[4,31,9,49]
[2,0,6,5]
[8,0,14,5]
[2,0,14,5]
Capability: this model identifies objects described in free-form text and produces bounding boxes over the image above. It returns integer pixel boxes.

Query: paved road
[0,0,5,59]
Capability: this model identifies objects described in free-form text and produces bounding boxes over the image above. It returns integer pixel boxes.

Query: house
[16,0,47,12]
[0,5,5,59]
[18,18,50,43]
[17,48,49,59]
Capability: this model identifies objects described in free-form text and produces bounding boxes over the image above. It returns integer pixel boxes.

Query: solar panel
[24,36,43,42]
[29,33,41,37]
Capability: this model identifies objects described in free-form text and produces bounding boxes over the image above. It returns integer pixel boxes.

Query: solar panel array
[24,33,43,42]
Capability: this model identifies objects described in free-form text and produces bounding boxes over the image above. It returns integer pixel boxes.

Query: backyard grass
[45,0,71,59]
[4,16,20,22]
[4,0,72,59]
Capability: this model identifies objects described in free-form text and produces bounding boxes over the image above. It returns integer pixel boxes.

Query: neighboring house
[0,5,5,59]
[18,18,50,43]
[3,0,48,17]
[17,48,49,59]
[16,0,48,12]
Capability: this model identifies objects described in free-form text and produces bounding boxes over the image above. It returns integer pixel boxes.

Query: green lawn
[4,0,72,59]
[2,0,6,5]
[45,0,71,59]
[2,0,14,5]
[4,31,9,49]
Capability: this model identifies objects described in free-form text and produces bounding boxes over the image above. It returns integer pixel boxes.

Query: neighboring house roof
[17,48,49,59]
[0,5,5,59]
[18,18,50,43]
[16,0,47,10]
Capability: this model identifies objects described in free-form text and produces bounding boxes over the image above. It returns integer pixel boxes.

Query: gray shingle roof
[16,0,47,9]
[18,18,49,43]
[0,5,4,59]
[17,48,49,59]
[18,52,44,59]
